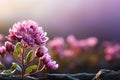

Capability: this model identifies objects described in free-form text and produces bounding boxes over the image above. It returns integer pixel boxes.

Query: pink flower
[105,47,115,55]
[78,39,88,49]
[48,37,65,56]
[41,53,58,70]
[42,54,51,64]
[5,41,15,52]
[86,37,98,47]
[104,43,120,61]
[63,49,74,58]
[67,35,79,48]
[48,37,65,49]
[78,37,98,49]
[36,46,48,57]
[6,20,48,46]
[46,60,59,70]
[0,46,6,57]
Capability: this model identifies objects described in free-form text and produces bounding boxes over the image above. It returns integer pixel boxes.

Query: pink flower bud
[36,46,48,57]
[0,46,6,57]
[86,37,98,47]
[5,41,15,52]
[41,54,51,64]
[51,64,59,70]
[46,60,59,70]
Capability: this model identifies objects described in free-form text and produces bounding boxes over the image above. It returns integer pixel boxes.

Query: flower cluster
[67,35,98,49]
[48,35,98,58]
[104,42,120,61]
[35,46,58,70]
[7,20,48,47]
[0,20,58,79]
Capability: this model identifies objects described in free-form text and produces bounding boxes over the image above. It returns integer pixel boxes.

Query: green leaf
[25,65,37,75]
[16,64,22,72]
[25,50,34,64]
[13,42,22,58]
[10,63,17,73]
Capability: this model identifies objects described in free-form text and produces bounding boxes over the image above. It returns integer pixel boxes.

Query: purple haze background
[0,0,120,42]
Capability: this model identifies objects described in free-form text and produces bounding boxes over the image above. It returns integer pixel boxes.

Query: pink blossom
[86,37,98,47]
[41,53,58,70]
[46,60,59,70]
[78,39,87,49]
[63,49,74,58]
[48,37,65,57]
[67,35,79,48]
[0,46,6,57]
[42,54,51,64]
[6,20,48,46]
[5,41,15,52]
[104,43,120,61]
[36,46,48,57]
[48,37,65,49]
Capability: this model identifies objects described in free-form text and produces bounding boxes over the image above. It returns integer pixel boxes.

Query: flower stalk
[0,20,58,79]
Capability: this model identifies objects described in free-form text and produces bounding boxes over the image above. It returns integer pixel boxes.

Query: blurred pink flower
[48,36,99,59]
[67,35,79,48]
[78,39,87,49]
[104,43,120,61]
[48,37,65,49]
[78,37,98,50]
[105,54,116,61]
[48,37,65,57]
[67,35,82,55]
[105,47,115,55]
[63,49,74,58]
[86,37,98,47]
[0,46,6,57]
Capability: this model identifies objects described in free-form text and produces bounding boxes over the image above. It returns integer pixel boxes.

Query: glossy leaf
[16,64,22,72]
[13,42,22,58]
[10,63,17,73]
[25,65,37,75]
[25,50,34,64]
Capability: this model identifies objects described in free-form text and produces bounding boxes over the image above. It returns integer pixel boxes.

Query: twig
[36,58,41,72]
[21,48,25,79]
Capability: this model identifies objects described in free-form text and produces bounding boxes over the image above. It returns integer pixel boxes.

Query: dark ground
[0,69,120,80]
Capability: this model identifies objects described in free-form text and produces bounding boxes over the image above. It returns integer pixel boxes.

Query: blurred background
[0,0,120,42]
[1,0,120,73]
